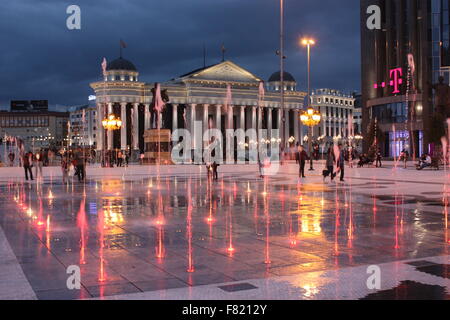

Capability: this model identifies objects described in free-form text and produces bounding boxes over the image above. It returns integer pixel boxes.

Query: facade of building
[360,0,449,157]
[310,89,357,139]
[0,110,69,150]
[90,58,307,159]
[68,104,97,148]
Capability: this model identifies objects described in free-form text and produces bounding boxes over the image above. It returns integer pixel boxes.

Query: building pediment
[180,61,262,84]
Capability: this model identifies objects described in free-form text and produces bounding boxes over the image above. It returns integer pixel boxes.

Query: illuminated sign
[373,68,403,94]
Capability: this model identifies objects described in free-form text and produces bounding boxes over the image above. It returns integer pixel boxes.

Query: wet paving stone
[0,174,448,299]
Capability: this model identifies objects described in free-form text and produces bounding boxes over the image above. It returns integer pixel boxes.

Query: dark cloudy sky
[0,0,360,108]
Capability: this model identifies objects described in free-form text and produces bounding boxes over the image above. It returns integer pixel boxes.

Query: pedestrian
[34,151,44,180]
[8,152,15,167]
[212,162,219,180]
[375,149,382,168]
[74,149,85,182]
[61,156,69,184]
[337,144,345,182]
[400,149,409,169]
[22,151,33,181]
[348,146,354,168]
[323,148,336,182]
[117,151,123,167]
[296,145,309,178]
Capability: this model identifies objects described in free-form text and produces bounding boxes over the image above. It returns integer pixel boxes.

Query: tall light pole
[279,0,285,150]
[301,38,315,107]
[301,38,315,164]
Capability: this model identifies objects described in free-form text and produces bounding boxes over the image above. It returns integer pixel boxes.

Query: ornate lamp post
[300,107,321,170]
[102,114,122,150]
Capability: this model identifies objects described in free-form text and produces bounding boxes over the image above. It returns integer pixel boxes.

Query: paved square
[0,164,448,300]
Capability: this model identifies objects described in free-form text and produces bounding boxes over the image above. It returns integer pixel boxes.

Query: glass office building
[361,0,448,157]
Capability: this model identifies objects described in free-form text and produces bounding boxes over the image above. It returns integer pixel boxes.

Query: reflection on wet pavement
[0,174,448,299]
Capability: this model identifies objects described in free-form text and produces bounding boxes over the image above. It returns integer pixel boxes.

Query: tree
[365,119,383,150]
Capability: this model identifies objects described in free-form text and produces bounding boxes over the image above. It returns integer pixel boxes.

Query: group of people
[102,149,129,168]
[21,150,45,181]
[20,148,87,183]
[295,143,346,182]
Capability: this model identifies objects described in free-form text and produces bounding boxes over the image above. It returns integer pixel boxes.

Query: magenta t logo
[373,67,403,94]
[389,68,403,94]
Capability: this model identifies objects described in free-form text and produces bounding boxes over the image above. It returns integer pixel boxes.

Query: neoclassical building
[90,57,307,158]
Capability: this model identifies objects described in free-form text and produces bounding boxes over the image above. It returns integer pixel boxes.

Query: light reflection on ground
[0,172,448,299]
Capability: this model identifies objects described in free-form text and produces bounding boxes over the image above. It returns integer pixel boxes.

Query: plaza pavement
[0,162,448,300]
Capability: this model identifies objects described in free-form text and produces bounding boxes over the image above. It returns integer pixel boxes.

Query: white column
[96,103,103,151]
[277,108,282,131]
[172,104,178,132]
[294,110,299,144]
[120,102,127,150]
[215,105,222,131]
[203,104,209,131]
[252,106,257,132]
[227,105,233,130]
[284,109,290,143]
[144,104,150,130]
[190,104,196,148]
[107,103,113,150]
[240,106,245,130]
[203,104,209,147]
[267,108,272,132]
[133,103,139,150]
[257,106,262,133]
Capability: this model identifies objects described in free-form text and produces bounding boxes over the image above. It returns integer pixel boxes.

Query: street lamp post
[301,38,315,108]
[279,0,286,150]
[300,107,321,170]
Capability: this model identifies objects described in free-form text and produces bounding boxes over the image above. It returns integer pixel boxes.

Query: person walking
[323,148,336,182]
[8,152,15,167]
[74,149,85,182]
[61,156,69,184]
[375,149,382,168]
[337,144,346,182]
[23,151,33,181]
[296,145,309,178]
[400,149,409,169]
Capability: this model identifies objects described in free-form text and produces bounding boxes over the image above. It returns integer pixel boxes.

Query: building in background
[0,109,69,150]
[353,92,362,134]
[310,89,357,140]
[360,0,450,157]
[68,103,97,148]
[90,58,306,159]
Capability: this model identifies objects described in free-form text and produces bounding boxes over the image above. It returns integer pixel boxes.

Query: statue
[150,83,170,129]
[431,76,450,118]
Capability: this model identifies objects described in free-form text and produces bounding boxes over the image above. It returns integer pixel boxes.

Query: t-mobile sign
[373,68,403,94]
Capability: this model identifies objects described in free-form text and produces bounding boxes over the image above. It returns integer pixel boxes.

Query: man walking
[296,145,309,178]
[23,151,33,181]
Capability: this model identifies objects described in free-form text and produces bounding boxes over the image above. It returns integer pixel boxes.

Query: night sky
[0,0,360,109]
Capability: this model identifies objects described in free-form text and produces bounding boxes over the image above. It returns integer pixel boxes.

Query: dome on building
[106,57,137,72]
[268,71,296,83]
